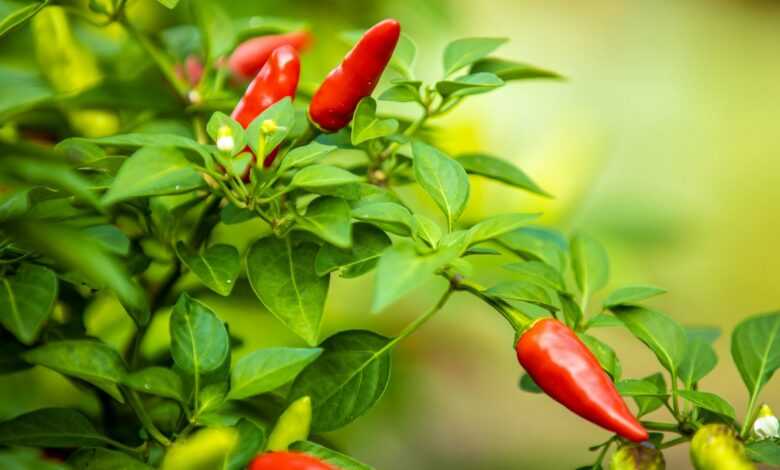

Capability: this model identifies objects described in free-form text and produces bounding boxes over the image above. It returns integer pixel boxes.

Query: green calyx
[690,424,756,470]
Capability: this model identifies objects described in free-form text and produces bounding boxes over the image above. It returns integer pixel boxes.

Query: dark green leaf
[443,37,507,76]
[351,202,413,236]
[603,285,667,308]
[351,97,398,145]
[2,157,101,210]
[614,306,687,375]
[731,311,780,404]
[678,390,736,421]
[315,224,391,278]
[518,373,542,394]
[170,294,230,375]
[69,448,153,469]
[291,441,374,470]
[559,293,583,329]
[746,440,780,465]
[0,263,57,344]
[228,347,322,400]
[176,242,241,296]
[83,225,130,256]
[412,142,469,231]
[122,367,185,403]
[279,142,337,172]
[0,447,67,469]
[470,57,562,81]
[0,408,111,448]
[578,333,621,380]
[571,233,609,301]
[226,419,266,470]
[632,373,667,417]
[294,197,353,249]
[616,378,668,398]
[289,330,391,432]
[290,165,362,196]
[246,236,329,345]
[679,338,718,389]
[436,73,504,98]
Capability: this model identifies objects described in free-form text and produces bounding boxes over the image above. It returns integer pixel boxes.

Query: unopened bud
[188,89,201,104]
[753,404,779,440]
[260,119,278,134]
[216,125,234,152]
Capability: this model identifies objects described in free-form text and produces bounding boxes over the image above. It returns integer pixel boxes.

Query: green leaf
[247,97,295,157]
[290,165,362,196]
[484,280,556,311]
[122,367,185,403]
[0,0,47,38]
[279,142,337,172]
[559,293,583,330]
[570,233,609,300]
[291,441,375,470]
[351,97,399,145]
[83,224,130,256]
[176,242,241,296]
[731,311,780,403]
[227,347,322,400]
[23,340,126,402]
[518,373,542,394]
[586,313,624,329]
[69,448,153,469]
[389,33,417,79]
[578,333,621,380]
[102,147,204,205]
[503,261,564,292]
[678,390,736,421]
[378,83,420,103]
[442,37,507,76]
[412,141,469,230]
[679,338,718,389]
[206,111,246,157]
[351,202,413,236]
[191,0,234,59]
[225,419,266,470]
[412,214,442,248]
[632,373,667,417]
[294,197,353,249]
[67,134,211,166]
[0,448,65,469]
[469,57,562,81]
[0,263,57,344]
[315,224,391,278]
[614,306,687,375]
[467,213,540,245]
[498,227,567,272]
[170,294,230,375]
[3,156,101,210]
[746,440,780,465]
[246,236,329,345]
[616,378,668,398]
[0,408,112,448]
[155,0,180,9]
[289,330,391,432]
[436,72,504,98]
[604,285,667,308]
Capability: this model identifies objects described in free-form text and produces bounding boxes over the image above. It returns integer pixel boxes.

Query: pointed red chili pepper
[231,45,300,171]
[515,318,648,442]
[248,451,334,470]
[308,19,400,132]
[229,31,312,81]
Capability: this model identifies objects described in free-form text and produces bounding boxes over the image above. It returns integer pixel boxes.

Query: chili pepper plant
[0,2,778,469]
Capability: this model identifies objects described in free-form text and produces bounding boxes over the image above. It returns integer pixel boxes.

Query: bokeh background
[2,0,780,468]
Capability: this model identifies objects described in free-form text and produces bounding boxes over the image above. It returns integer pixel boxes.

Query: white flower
[217,135,235,152]
[187,89,202,104]
[753,404,779,440]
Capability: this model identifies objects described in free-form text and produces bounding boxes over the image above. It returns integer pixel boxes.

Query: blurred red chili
[231,45,300,170]
[515,318,649,443]
[229,31,312,81]
[248,451,334,470]
[175,54,204,86]
[308,19,400,132]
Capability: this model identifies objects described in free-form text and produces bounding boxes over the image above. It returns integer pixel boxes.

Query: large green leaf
[294,197,353,249]
[227,347,322,400]
[570,233,609,302]
[678,390,736,421]
[442,37,507,76]
[69,448,153,469]
[467,213,539,245]
[746,440,780,466]
[616,378,668,398]
[484,280,556,311]
[0,408,111,448]
[102,147,204,205]
[603,285,667,308]
[176,242,241,296]
[614,306,687,375]
[170,294,230,375]
[412,142,469,230]
[503,261,565,292]
[469,58,562,81]
[351,97,398,145]
[289,330,391,432]
[246,236,329,345]
[315,224,391,278]
[731,312,780,404]
[0,263,57,344]
[679,337,718,389]
[122,367,185,403]
[498,227,568,273]
[351,202,414,236]
[436,73,504,98]
[279,142,337,172]
[291,441,374,470]
[631,373,667,417]
[23,340,126,402]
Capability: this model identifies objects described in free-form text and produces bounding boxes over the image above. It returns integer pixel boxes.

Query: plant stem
[641,420,683,433]
[377,287,454,355]
[741,389,760,437]
[125,389,172,447]
[447,275,533,333]
[659,435,689,449]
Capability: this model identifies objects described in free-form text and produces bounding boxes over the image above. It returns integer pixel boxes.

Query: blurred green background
[3,0,780,468]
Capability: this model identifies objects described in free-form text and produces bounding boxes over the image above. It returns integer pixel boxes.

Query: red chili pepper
[248,452,335,470]
[515,318,648,442]
[308,19,400,132]
[231,45,300,170]
[229,31,312,81]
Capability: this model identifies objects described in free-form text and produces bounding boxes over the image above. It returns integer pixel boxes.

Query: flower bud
[260,119,278,134]
[752,404,779,440]
[216,125,235,153]
[690,424,755,470]
[188,89,202,104]
[611,442,665,470]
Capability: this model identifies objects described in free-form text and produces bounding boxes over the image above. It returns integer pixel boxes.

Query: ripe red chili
[231,45,300,169]
[229,31,312,81]
[308,19,400,132]
[248,451,335,470]
[515,318,648,443]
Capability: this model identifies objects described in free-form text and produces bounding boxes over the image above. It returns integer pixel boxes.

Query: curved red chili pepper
[308,19,400,132]
[515,318,648,442]
[248,451,335,470]
[231,45,300,171]
[229,31,312,81]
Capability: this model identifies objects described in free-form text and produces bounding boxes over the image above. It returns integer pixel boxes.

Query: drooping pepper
[229,31,313,81]
[515,318,648,442]
[231,45,300,169]
[308,19,400,132]
[267,396,312,452]
[690,424,756,470]
[248,452,335,470]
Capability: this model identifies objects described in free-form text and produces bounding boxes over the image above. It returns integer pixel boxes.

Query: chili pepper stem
[641,420,683,433]
[124,388,172,447]
[659,435,689,449]
[447,275,533,333]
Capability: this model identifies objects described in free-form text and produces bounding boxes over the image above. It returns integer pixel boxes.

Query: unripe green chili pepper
[31,6,119,138]
[248,451,334,470]
[515,318,648,442]
[308,19,400,132]
[611,442,665,470]
[266,395,311,452]
[229,31,313,81]
[231,45,300,170]
[691,424,756,470]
